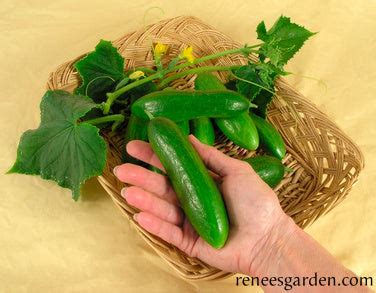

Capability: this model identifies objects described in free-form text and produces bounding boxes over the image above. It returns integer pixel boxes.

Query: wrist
[246,211,298,277]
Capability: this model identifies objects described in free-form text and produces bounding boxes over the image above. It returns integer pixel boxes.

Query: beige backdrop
[1,0,375,292]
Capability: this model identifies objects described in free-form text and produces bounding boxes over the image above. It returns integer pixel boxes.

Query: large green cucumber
[131,89,250,121]
[190,117,215,146]
[250,113,286,160]
[194,73,259,150]
[148,117,229,248]
[243,155,285,188]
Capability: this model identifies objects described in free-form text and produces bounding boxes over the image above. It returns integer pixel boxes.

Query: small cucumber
[250,113,286,160]
[122,114,148,163]
[243,155,285,188]
[194,72,225,89]
[216,113,259,150]
[131,89,250,121]
[195,73,259,150]
[176,120,190,136]
[148,117,229,248]
[162,82,190,135]
[190,117,215,146]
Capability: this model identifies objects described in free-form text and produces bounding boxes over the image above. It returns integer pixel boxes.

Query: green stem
[229,72,275,95]
[103,74,158,114]
[114,100,129,106]
[172,45,261,72]
[132,67,156,74]
[158,65,242,89]
[102,44,262,114]
[83,114,124,125]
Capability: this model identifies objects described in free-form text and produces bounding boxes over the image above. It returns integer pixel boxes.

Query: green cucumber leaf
[256,20,268,41]
[75,40,125,103]
[234,65,263,101]
[234,63,278,101]
[257,16,316,66]
[251,89,274,118]
[255,62,281,86]
[8,90,107,200]
[234,62,282,116]
[224,79,237,91]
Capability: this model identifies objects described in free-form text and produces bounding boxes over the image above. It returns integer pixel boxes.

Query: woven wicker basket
[47,16,364,281]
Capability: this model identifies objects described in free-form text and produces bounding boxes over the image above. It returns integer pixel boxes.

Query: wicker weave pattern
[47,16,364,281]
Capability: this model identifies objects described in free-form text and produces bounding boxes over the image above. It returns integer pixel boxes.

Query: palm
[167,172,282,273]
[115,136,285,274]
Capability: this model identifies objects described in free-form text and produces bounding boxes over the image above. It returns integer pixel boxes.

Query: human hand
[114,135,296,275]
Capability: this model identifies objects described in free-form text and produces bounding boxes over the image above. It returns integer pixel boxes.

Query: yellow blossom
[180,46,195,63]
[129,70,145,80]
[154,42,168,58]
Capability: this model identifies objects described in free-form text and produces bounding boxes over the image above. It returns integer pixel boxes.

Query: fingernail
[113,166,119,177]
[133,213,138,222]
[120,187,127,198]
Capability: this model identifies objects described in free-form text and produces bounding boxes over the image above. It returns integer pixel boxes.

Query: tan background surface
[1,0,375,292]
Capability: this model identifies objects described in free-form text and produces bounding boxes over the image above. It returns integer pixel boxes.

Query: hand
[114,135,296,275]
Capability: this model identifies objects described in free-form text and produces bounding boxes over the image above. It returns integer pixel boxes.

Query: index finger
[126,140,165,171]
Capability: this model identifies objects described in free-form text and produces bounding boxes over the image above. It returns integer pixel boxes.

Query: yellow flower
[180,46,195,63]
[129,70,145,80]
[154,42,168,58]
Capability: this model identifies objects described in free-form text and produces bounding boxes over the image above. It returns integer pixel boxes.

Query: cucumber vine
[8,15,315,199]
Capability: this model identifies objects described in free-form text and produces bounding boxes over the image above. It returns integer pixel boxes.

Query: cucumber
[190,117,215,146]
[250,113,286,160]
[194,72,225,89]
[176,120,190,136]
[131,89,250,121]
[148,117,229,248]
[122,114,148,163]
[216,113,259,150]
[243,155,285,188]
[194,73,259,150]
